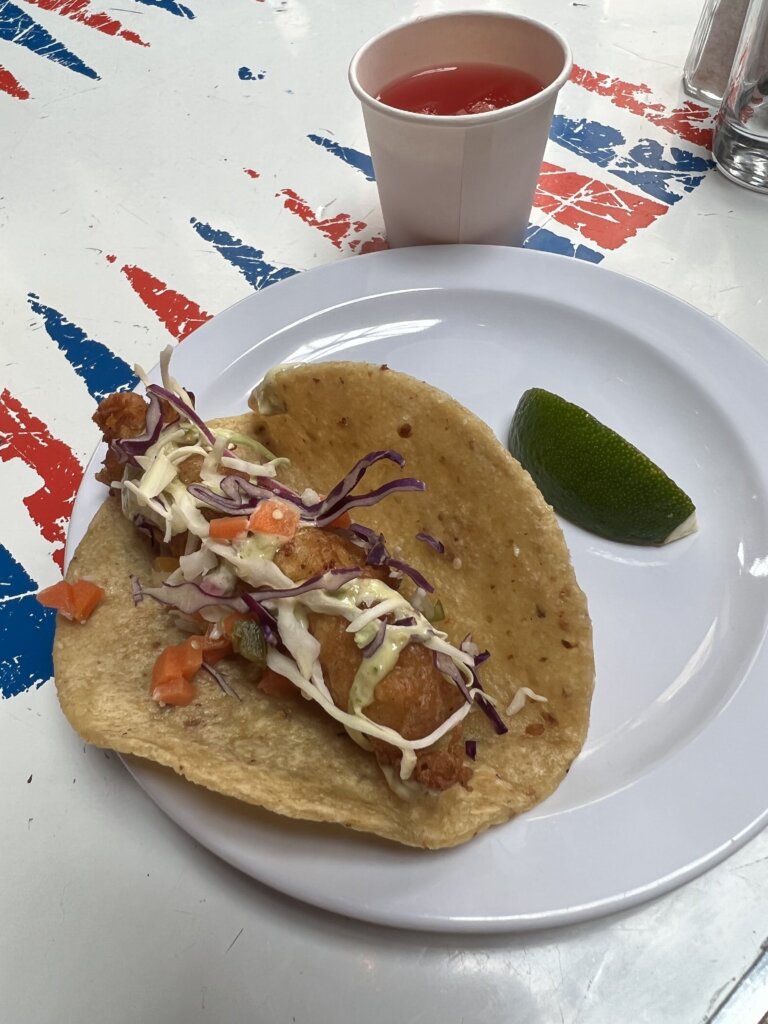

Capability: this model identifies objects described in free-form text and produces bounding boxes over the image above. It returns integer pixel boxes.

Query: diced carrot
[247,499,300,539]
[150,637,206,706]
[189,632,233,665]
[151,675,196,707]
[37,581,75,617]
[327,511,352,529]
[69,581,105,622]
[258,668,297,699]
[37,579,105,623]
[151,639,203,689]
[204,642,232,665]
[209,516,249,540]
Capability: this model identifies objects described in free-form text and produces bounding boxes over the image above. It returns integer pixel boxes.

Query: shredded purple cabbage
[201,660,241,701]
[385,558,434,594]
[239,568,360,651]
[465,739,477,761]
[189,450,425,533]
[416,532,445,555]
[132,514,160,548]
[188,477,301,516]
[348,523,379,546]
[241,567,360,603]
[365,534,389,566]
[314,478,426,528]
[435,643,507,736]
[474,693,508,735]
[314,451,405,520]
[460,635,491,666]
[187,482,255,515]
[110,392,164,464]
[434,651,472,704]
[344,525,436,594]
[135,578,247,615]
[109,380,210,466]
[146,383,215,445]
[244,475,307,508]
[136,567,360,646]
[459,639,506,735]
[361,619,387,658]
[468,660,507,735]
[240,596,282,648]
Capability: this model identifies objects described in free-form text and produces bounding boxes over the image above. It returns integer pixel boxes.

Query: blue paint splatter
[190,219,298,290]
[308,134,376,182]
[0,545,54,699]
[28,295,137,402]
[0,1,99,80]
[550,117,623,169]
[524,224,603,263]
[549,116,713,205]
[239,67,266,81]
[131,0,195,17]
[618,139,714,200]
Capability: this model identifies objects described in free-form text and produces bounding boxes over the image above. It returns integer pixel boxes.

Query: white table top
[2,0,766,1019]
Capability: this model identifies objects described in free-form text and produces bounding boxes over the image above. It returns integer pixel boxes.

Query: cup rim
[348,10,573,127]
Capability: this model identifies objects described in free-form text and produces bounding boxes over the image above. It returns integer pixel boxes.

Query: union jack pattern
[0,0,716,696]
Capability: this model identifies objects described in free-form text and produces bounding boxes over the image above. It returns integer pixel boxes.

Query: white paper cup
[349,11,572,248]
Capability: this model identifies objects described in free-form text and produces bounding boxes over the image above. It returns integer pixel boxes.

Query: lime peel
[508,388,697,547]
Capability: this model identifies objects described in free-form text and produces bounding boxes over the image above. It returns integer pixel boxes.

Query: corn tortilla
[55,363,594,848]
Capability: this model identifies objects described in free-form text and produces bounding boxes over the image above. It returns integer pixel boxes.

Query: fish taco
[50,354,594,848]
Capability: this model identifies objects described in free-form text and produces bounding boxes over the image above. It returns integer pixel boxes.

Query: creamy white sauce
[506,686,548,716]
[348,628,413,715]
[124,371,493,787]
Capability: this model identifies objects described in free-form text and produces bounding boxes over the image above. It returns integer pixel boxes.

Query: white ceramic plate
[68,245,768,933]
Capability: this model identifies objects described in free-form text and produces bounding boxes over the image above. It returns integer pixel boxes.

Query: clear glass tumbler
[712,0,768,191]
[683,0,750,107]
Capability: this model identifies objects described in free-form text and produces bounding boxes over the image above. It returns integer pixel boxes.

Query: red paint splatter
[534,161,667,250]
[570,65,714,148]
[105,253,116,264]
[277,188,366,249]
[0,65,30,100]
[267,178,384,253]
[244,168,260,178]
[349,236,388,254]
[116,263,212,341]
[0,391,83,570]
[24,0,149,47]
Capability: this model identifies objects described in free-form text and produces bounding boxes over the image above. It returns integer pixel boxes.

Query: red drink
[377,62,543,116]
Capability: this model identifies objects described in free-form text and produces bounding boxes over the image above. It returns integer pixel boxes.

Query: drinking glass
[712,0,768,191]
[683,0,749,107]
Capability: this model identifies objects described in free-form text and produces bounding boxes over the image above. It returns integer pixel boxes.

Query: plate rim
[66,244,768,933]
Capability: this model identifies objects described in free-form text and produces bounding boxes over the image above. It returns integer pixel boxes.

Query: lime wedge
[508,388,697,545]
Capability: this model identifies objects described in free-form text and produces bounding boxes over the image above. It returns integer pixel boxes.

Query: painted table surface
[2,0,767,1021]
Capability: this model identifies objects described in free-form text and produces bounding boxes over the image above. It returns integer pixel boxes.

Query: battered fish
[92,391,472,791]
[275,529,470,790]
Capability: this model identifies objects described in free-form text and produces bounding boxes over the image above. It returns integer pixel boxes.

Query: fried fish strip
[275,529,470,790]
[92,393,150,486]
[92,393,244,489]
[91,393,471,790]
